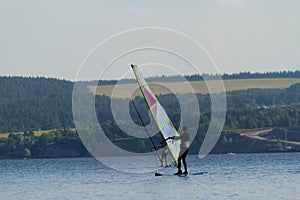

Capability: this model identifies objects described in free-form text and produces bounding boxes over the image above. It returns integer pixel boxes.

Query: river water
[1,153,299,200]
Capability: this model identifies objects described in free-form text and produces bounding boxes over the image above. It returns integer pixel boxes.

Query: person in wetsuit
[173,126,190,175]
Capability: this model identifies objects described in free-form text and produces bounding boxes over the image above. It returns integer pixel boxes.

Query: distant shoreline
[1,127,300,160]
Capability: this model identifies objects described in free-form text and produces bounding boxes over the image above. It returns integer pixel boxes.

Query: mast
[130,100,162,162]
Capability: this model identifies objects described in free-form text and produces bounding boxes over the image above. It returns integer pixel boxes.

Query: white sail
[131,64,180,166]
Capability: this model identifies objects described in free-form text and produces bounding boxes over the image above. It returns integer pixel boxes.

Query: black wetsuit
[176,131,190,173]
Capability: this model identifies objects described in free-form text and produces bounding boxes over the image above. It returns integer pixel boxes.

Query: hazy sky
[0,0,299,80]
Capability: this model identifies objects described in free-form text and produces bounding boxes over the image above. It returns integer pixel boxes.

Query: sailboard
[154,172,208,177]
[131,64,181,166]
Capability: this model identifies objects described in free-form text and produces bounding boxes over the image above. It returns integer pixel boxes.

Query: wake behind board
[155,172,208,177]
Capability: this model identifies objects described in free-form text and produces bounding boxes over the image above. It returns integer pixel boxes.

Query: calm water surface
[1,153,300,200]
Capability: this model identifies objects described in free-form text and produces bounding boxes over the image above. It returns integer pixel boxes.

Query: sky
[0,0,299,80]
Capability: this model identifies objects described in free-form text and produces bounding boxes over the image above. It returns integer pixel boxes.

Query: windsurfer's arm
[173,135,181,140]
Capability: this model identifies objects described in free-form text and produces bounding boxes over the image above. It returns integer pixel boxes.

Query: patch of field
[0,133,9,138]
[0,130,53,139]
[0,129,76,139]
[91,78,300,98]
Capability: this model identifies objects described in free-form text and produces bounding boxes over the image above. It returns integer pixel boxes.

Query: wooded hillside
[0,73,300,159]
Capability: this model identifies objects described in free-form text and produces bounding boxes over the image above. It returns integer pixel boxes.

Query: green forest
[0,74,300,159]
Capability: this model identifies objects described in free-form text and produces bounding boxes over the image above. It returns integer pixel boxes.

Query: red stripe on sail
[142,86,156,107]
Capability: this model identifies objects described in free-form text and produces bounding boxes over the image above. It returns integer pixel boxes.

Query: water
[1,153,300,200]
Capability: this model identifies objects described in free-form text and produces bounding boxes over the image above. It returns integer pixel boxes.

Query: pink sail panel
[142,86,156,107]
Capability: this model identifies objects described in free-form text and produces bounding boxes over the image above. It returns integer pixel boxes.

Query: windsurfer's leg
[174,150,185,174]
[182,149,188,174]
[177,157,181,172]
[174,155,182,175]
[182,158,187,173]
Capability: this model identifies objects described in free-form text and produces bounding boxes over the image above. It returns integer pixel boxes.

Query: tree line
[0,129,89,159]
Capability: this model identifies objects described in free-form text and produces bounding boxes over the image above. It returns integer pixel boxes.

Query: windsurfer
[172,126,190,175]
